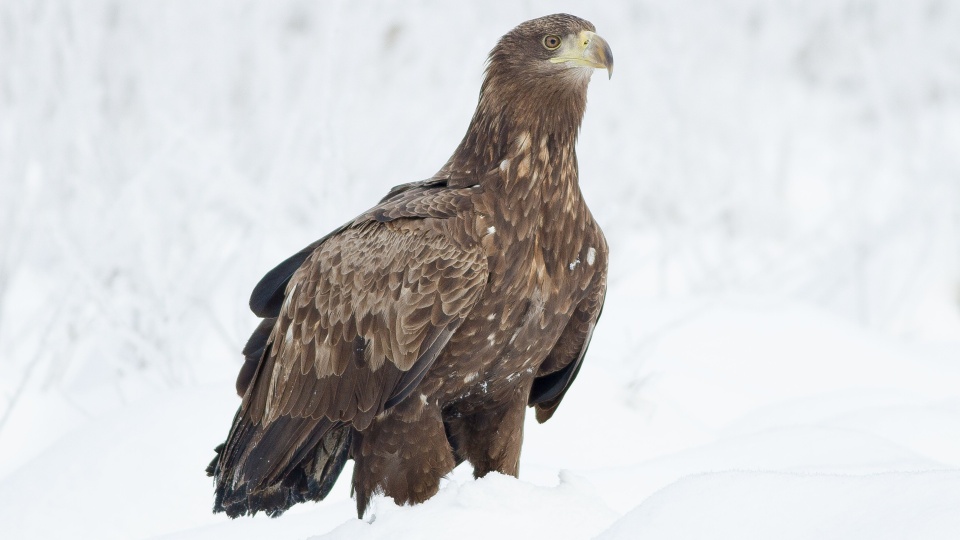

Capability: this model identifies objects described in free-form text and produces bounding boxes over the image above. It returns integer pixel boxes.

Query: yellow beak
[550,30,614,79]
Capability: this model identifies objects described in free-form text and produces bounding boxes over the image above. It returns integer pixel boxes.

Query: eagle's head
[487,14,613,85]
[447,14,612,175]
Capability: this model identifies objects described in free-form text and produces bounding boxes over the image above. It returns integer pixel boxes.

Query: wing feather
[256,219,486,428]
[213,185,486,514]
[529,264,606,423]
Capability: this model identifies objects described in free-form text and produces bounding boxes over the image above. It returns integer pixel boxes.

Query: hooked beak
[549,30,614,79]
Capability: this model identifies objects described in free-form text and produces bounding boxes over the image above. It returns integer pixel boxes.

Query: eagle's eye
[542,35,562,50]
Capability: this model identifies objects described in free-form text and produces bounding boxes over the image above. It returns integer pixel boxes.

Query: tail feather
[207,315,355,518]
[208,415,353,518]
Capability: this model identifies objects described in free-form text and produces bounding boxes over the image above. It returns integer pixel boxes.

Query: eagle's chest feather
[427,174,599,406]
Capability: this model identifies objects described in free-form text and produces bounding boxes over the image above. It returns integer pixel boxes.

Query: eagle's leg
[446,388,527,479]
[351,395,455,518]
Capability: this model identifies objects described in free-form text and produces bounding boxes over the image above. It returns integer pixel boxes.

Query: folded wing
[212,215,487,516]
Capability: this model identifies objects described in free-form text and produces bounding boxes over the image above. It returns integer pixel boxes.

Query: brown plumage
[207,13,612,518]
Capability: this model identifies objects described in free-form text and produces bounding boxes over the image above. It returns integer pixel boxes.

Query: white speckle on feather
[506,372,520,382]
[420,393,428,405]
[486,313,496,321]
[487,332,496,345]
[499,159,510,172]
[284,325,293,344]
[569,258,580,270]
[487,226,496,235]
[516,131,531,151]
[480,381,489,394]
[464,372,478,383]
[281,283,296,312]
[587,247,597,266]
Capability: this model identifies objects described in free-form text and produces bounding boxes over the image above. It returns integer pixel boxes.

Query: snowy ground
[2,1,959,538]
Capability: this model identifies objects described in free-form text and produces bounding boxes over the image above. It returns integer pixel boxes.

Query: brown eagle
[208,13,612,518]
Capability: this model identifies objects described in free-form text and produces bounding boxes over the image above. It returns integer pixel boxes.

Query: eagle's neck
[443,70,590,187]
[444,71,592,268]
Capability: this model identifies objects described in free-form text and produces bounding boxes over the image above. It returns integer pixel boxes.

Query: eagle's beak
[550,30,614,79]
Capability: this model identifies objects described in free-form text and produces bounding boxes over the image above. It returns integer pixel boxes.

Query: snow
[599,471,960,540]
[2,1,959,539]
[2,301,958,539]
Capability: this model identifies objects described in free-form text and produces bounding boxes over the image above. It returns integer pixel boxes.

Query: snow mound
[599,470,960,540]
[317,472,617,540]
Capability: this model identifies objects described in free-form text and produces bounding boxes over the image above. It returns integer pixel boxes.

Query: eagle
[207,13,612,519]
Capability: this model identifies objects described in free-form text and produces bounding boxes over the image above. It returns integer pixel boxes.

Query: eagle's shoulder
[366,178,480,224]
[248,179,482,320]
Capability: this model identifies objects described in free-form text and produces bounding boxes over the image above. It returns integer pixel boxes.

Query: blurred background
[0,1,958,536]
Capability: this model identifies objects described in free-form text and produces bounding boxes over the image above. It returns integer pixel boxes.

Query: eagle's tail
[206,415,352,518]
